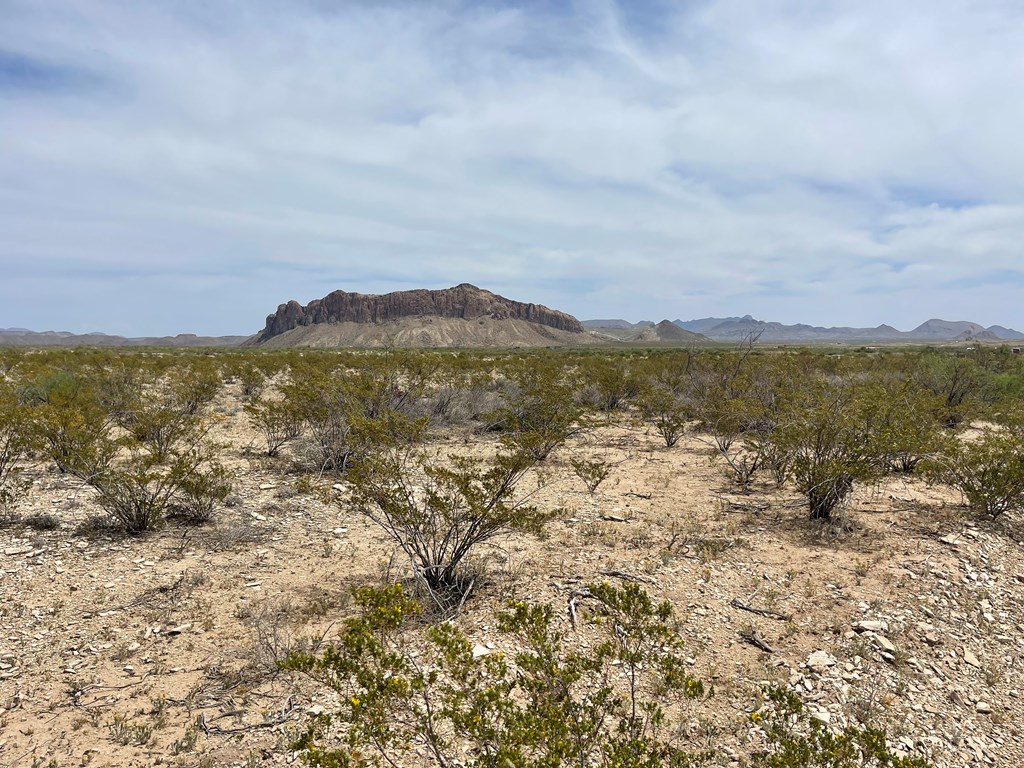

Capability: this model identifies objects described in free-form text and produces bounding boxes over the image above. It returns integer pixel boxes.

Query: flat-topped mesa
[253,283,584,343]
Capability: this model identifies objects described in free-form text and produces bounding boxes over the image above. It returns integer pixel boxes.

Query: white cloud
[1,0,1024,335]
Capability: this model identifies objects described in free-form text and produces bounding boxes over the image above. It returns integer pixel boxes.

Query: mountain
[584,319,709,344]
[0,329,249,347]
[907,319,987,340]
[673,316,749,334]
[251,284,591,348]
[987,325,1024,340]
[671,316,1024,343]
[629,320,708,343]
[582,319,655,330]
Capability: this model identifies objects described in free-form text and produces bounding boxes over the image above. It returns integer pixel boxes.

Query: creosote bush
[0,383,30,521]
[488,361,583,461]
[925,427,1024,518]
[284,581,711,768]
[347,416,556,609]
[764,378,887,521]
[285,585,930,768]
[751,685,930,767]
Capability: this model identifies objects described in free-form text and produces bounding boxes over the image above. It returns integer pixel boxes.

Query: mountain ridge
[586,317,1024,342]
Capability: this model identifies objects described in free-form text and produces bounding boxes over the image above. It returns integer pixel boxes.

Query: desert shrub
[282,364,357,472]
[168,455,233,525]
[223,358,270,400]
[89,440,231,533]
[424,365,490,425]
[168,358,222,416]
[22,369,117,477]
[637,384,689,448]
[94,361,146,423]
[488,360,583,461]
[578,358,643,414]
[245,393,304,457]
[914,352,981,428]
[684,350,803,488]
[118,393,202,461]
[0,348,24,376]
[0,383,30,518]
[283,581,711,768]
[571,456,611,494]
[282,351,431,472]
[925,427,1024,518]
[347,416,554,608]
[751,685,930,767]
[27,369,233,533]
[766,378,886,521]
[872,382,945,474]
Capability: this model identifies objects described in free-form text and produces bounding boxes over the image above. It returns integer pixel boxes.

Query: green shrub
[284,581,710,768]
[348,419,555,607]
[765,378,886,521]
[0,383,30,519]
[488,361,583,461]
[89,440,230,533]
[571,456,611,494]
[245,393,304,457]
[925,427,1024,518]
[23,369,116,477]
[636,384,688,448]
[751,685,930,767]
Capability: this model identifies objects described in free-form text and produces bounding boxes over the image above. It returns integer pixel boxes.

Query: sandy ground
[2,383,1022,768]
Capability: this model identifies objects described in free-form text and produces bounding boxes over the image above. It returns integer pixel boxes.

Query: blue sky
[2,0,1024,336]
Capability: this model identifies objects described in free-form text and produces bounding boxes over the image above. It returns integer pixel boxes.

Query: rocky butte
[251,284,585,347]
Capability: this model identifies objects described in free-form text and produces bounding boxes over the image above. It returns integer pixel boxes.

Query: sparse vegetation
[1,344,1019,765]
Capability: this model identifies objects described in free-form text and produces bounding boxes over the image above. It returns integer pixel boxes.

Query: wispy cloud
[1,0,1023,334]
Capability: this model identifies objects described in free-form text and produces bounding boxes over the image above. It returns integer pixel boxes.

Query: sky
[2,0,1024,336]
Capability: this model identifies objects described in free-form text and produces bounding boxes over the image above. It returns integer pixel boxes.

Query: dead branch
[730,598,791,621]
[739,626,775,653]
[598,569,655,584]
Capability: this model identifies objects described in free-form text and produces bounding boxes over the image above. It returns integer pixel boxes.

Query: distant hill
[581,319,655,330]
[630,320,708,344]
[673,316,748,334]
[251,284,593,348]
[584,319,709,344]
[0,329,249,347]
[671,316,1024,343]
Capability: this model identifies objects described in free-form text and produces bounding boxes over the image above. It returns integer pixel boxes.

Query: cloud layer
[2,0,1023,335]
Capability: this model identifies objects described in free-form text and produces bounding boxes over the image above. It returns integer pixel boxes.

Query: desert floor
[1,384,1021,768]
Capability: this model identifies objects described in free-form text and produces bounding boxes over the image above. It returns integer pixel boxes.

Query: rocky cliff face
[253,284,584,343]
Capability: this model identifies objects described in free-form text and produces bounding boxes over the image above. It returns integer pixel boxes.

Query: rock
[854,620,888,633]
[252,284,585,344]
[472,644,491,659]
[963,650,981,668]
[806,650,836,672]
[166,624,192,635]
[3,546,32,556]
[809,707,831,724]
[976,702,992,714]
[873,635,896,653]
